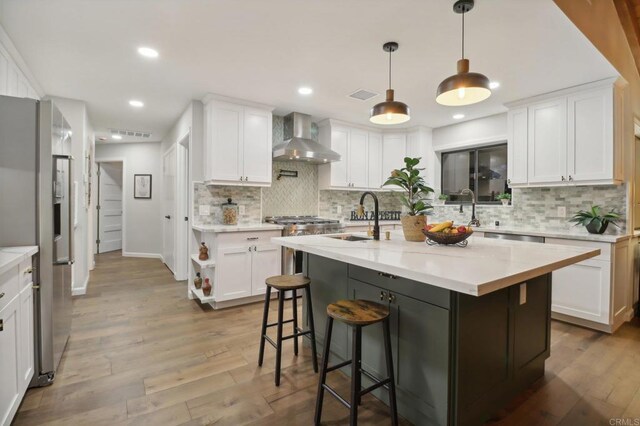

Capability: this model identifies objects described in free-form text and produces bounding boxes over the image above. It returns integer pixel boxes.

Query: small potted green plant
[496,192,511,206]
[437,194,448,206]
[384,157,434,242]
[569,205,621,234]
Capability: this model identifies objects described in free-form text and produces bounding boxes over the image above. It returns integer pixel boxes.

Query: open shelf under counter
[189,286,216,304]
[191,254,216,268]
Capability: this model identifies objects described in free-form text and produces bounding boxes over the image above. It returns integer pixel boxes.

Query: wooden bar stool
[258,275,319,386]
[314,299,398,426]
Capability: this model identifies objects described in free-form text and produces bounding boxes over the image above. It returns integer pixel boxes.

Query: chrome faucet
[460,188,481,227]
[357,192,380,240]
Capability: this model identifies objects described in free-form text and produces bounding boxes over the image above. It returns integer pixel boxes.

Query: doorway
[96,161,123,254]
[162,146,176,274]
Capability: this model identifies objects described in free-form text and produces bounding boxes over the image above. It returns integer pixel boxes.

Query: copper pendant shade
[370,42,410,125]
[436,0,491,106]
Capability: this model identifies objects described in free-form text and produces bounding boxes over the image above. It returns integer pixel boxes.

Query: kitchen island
[272,232,599,426]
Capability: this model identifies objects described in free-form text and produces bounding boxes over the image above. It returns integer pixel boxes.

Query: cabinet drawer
[545,237,610,262]
[348,264,450,309]
[217,230,282,247]
[0,265,20,312]
[19,258,33,288]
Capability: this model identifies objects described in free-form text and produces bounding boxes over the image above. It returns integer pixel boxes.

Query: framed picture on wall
[134,174,152,199]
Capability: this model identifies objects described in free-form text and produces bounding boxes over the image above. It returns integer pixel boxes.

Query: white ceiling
[0,0,618,142]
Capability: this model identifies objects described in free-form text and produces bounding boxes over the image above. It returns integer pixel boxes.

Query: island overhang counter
[271,233,599,426]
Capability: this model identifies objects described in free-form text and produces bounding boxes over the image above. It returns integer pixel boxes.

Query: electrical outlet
[239,205,246,215]
[336,205,342,215]
[199,205,210,216]
[557,206,566,218]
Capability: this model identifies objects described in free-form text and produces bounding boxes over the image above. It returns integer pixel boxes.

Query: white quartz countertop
[193,223,283,233]
[475,225,631,243]
[272,232,599,297]
[0,246,38,276]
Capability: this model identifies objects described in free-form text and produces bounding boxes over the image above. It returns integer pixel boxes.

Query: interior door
[163,147,176,273]
[97,162,122,253]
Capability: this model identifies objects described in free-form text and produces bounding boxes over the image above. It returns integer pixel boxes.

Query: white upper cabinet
[382,133,407,179]
[567,87,614,182]
[527,98,567,184]
[507,107,528,185]
[0,45,39,99]
[318,120,379,190]
[203,97,273,187]
[506,79,623,188]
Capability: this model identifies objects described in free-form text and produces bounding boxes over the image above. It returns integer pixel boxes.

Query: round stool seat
[265,274,311,290]
[327,299,389,325]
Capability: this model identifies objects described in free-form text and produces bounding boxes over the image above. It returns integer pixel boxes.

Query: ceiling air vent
[110,129,152,138]
[348,89,379,101]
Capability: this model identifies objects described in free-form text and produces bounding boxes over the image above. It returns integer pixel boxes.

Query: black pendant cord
[388,49,392,90]
[461,10,465,59]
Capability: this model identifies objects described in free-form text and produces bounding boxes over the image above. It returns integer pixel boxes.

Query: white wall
[95,142,163,257]
[51,97,94,295]
[161,100,204,181]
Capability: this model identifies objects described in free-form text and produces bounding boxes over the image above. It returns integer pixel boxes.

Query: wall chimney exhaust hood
[272,112,340,164]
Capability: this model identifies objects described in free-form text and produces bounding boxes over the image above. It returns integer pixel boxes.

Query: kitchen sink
[326,235,372,242]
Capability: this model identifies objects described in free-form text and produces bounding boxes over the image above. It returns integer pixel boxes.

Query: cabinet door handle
[0,292,4,299]
[248,246,253,252]
[507,178,511,184]
[165,215,171,219]
[379,290,386,301]
[239,176,243,181]
[0,319,3,332]
[561,176,565,181]
[246,237,259,240]
[378,272,397,279]
[568,175,573,181]
[388,293,396,303]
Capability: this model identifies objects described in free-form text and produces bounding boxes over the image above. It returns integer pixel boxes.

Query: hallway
[12,252,640,425]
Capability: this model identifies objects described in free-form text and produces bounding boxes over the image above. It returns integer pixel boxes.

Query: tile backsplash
[194,115,629,230]
[429,185,628,232]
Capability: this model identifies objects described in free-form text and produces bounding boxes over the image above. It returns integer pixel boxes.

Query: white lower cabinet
[547,237,631,332]
[0,255,34,426]
[190,229,282,307]
[0,295,20,426]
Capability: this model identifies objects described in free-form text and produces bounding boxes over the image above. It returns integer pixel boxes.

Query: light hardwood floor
[13,252,640,425]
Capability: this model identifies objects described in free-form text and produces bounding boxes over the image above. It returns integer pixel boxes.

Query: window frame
[440,142,510,205]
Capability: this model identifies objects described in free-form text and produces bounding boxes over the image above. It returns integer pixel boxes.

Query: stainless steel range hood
[272,112,341,164]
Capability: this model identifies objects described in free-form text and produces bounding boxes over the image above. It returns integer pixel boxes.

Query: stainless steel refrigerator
[0,96,73,386]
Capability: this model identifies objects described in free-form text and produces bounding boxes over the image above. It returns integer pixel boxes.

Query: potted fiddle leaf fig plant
[383,157,434,242]
[569,205,621,234]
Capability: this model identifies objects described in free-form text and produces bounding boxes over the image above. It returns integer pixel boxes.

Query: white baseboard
[72,275,90,296]
[122,251,163,260]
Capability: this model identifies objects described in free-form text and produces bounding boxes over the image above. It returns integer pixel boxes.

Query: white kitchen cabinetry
[0,43,39,99]
[547,237,631,333]
[382,133,407,178]
[506,79,623,188]
[318,120,382,190]
[203,97,273,187]
[0,255,35,426]
[190,229,281,308]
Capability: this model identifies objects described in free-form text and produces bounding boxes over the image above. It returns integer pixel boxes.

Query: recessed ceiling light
[129,100,144,108]
[137,47,158,58]
[453,113,465,120]
[298,87,313,95]
[489,81,500,89]
[112,134,122,140]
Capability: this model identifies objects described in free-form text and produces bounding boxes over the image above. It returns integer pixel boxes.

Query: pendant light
[370,42,410,125]
[436,0,491,106]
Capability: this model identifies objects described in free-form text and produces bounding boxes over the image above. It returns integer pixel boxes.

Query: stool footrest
[361,368,390,391]
[322,384,351,409]
[360,377,391,396]
[281,329,312,341]
[325,359,352,373]
[266,319,294,328]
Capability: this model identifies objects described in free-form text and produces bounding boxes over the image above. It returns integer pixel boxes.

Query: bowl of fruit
[422,221,473,247]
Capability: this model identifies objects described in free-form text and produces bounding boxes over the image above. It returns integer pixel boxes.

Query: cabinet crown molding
[201,93,275,111]
[317,118,432,134]
[505,77,619,109]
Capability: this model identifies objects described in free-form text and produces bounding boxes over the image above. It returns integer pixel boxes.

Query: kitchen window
[441,143,510,204]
